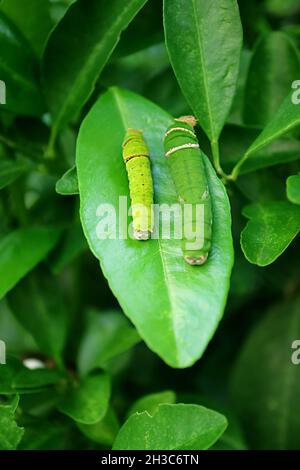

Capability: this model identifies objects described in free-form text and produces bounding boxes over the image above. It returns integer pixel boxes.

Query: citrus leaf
[287,174,300,205]
[241,201,300,266]
[164,0,242,141]
[113,404,227,450]
[57,372,111,425]
[0,11,44,116]
[231,297,300,449]
[42,0,148,148]
[0,227,61,299]
[77,87,234,368]
[243,32,300,127]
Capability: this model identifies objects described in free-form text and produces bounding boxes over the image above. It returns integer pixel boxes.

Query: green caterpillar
[164,116,212,265]
[123,129,153,240]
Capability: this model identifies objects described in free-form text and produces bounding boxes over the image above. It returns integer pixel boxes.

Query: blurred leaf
[49,0,77,24]
[241,202,300,266]
[77,407,119,446]
[287,174,300,205]
[0,0,53,56]
[164,0,242,141]
[50,223,87,274]
[220,124,300,174]
[7,270,68,364]
[42,0,148,149]
[55,166,79,195]
[0,300,37,354]
[228,49,251,125]
[0,159,28,190]
[77,88,234,368]
[243,32,300,127]
[101,43,169,94]
[57,372,111,425]
[0,358,62,395]
[112,0,163,58]
[211,419,247,450]
[0,358,25,394]
[0,227,60,299]
[242,92,300,160]
[127,390,176,417]
[0,11,44,116]
[143,66,190,117]
[231,297,300,449]
[113,404,227,450]
[237,169,287,203]
[19,419,70,450]
[0,396,24,450]
[264,0,300,17]
[12,367,62,390]
[77,310,140,376]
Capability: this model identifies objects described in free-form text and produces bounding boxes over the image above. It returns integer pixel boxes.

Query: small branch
[229,152,249,181]
[210,139,232,183]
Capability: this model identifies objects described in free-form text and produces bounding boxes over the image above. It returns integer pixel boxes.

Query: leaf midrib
[191,0,215,141]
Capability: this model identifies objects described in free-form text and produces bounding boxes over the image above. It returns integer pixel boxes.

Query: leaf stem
[211,139,230,182]
[229,152,249,181]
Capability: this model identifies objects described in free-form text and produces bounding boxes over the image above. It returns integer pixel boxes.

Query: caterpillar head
[175,115,197,128]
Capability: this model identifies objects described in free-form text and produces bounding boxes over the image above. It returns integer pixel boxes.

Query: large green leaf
[231,297,300,449]
[0,227,60,299]
[243,32,300,127]
[0,396,24,450]
[113,404,227,450]
[163,0,242,141]
[0,0,53,56]
[0,11,44,116]
[241,202,300,266]
[42,0,148,149]
[77,309,140,376]
[57,372,111,425]
[76,88,234,368]
[7,270,68,364]
[287,174,300,205]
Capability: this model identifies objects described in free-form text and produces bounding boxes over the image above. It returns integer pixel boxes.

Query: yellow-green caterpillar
[164,116,212,265]
[123,129,153,240]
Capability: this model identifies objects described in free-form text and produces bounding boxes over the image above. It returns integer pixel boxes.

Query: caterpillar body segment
[123,129,153,240]
[164,117,212,265]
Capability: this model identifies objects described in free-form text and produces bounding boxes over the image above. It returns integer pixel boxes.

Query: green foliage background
[0,0,300,450]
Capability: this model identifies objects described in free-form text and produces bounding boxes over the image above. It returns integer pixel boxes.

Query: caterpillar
[122,129,153,240]
[164,116,212,265]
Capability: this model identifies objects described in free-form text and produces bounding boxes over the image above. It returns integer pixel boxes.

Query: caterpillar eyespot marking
[164,116,212,265]
[123,129,154,241]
